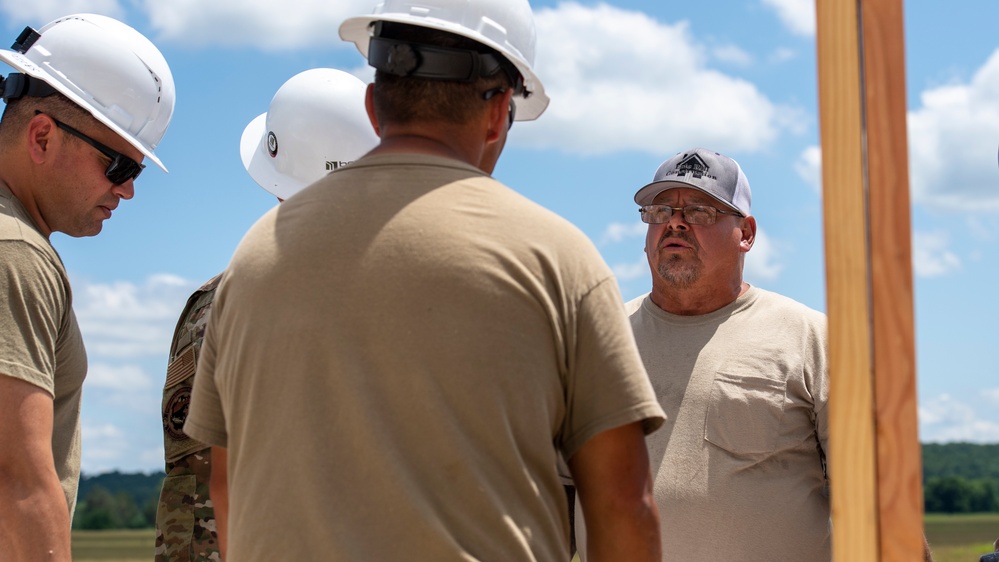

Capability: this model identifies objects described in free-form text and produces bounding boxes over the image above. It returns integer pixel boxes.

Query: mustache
[659,231,698,249]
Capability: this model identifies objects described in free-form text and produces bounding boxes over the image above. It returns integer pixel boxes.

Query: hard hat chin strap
[0,73,58,103]
[368,36,526,98]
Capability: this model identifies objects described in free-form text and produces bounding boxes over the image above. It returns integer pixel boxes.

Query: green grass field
[71,514,999,561]
[925,513,999,562]
[72,529,155,561]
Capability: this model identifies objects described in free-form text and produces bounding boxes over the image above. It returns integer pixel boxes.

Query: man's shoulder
[195,273,223,295]
[624,293,650,316]
[751,287,826,324]
[0,193,50,251]
[0,213,64,283]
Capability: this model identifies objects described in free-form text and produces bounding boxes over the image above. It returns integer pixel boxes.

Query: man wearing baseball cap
[184,0,665,560]
[577,147,832,561]
[0,14,174,560]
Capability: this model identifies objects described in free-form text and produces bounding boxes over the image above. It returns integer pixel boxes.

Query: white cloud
[919,393,999,443]
[745,227,783,281]
[601,221,647,245]
[966,216,999,242]
[612,254,650,282]
[80,423,133,473]
[911,231,961,278]
[73,274,198,358]
[769,48,796,64]
[761,0,815,37]
[795,145,822,192]
[712,45,753,67]
[85,362,153,391]
[0,0,124,26]
[983,388,999,405]
[82,423,124,443]
[521,3,789,155]
[141,0,374,50]
[125,2,790,156]
[908,48,999,211]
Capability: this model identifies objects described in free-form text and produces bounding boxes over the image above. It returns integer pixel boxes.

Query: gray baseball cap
[634,148,752,216]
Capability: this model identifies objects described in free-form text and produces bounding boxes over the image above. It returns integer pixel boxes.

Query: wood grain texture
[860,0,925,560]
[815,0,880,559]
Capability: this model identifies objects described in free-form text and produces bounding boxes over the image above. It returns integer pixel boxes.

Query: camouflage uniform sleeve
[155,274,222,562]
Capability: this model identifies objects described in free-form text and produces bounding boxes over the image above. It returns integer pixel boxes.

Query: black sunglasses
[37,111,144,185]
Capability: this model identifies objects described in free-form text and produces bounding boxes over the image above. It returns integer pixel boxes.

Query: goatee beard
[657,255,700,288]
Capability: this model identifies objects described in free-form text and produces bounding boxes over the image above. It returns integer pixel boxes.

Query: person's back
[186,1,665,560]
[199,154,651,559]
[154,68,378,561]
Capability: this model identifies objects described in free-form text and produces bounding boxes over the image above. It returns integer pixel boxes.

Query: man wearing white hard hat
[185,1,665,560]
[154,68,377,561]
[0,14,175,559]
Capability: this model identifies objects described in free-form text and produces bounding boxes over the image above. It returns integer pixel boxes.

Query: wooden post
[816,0,924,560]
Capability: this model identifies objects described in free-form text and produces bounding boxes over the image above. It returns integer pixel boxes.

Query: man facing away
[154,67,378,561]
[184,0,666,560]
[576,147,831,561]
[0,13,175,560]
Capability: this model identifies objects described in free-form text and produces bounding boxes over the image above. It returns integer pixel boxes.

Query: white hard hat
[240,68,379,200]
[0,14,175,171]
[339,0,549,122]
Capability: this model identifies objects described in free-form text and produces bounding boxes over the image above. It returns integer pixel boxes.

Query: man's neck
[0,158,51,238]
[371,126,492,173]
[650,280,750,316]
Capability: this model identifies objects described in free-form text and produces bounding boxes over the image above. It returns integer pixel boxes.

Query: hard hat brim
[0,48,168,172]
[339,15,549,122]
[240,112,309,200]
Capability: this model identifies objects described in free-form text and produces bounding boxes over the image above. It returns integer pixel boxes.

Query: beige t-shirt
[0,181,87,515]
[587,287,829,561]
[186,153,664,561]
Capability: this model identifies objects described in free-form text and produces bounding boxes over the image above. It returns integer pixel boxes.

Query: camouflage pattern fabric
[155,274,222,562]
[155,450,220,561]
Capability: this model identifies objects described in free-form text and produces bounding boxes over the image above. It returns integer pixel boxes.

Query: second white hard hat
[0,14,176,171]
[240,68,379,200]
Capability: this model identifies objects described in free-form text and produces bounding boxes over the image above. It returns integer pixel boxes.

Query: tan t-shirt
[0,181,87,515]
[186,153,664,561]
[604,287,828,561]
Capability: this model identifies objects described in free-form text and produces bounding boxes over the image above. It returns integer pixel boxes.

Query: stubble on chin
[656,254,701,288]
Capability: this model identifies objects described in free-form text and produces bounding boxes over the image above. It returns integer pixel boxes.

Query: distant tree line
[68,443,999,528]
[922,443,999,514]
[924,476,998,513]
[72,471,165,530]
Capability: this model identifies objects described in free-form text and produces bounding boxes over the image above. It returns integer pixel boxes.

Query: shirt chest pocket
[704,371,787,455]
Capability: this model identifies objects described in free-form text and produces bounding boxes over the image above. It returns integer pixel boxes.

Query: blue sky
[3,0,998,474]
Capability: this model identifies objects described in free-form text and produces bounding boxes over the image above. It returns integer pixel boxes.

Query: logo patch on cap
[267,131,278,158]
[668,153,717,182]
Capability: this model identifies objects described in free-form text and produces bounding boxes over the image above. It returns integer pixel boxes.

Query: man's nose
[665,207,689,230]
[111,179,135,200]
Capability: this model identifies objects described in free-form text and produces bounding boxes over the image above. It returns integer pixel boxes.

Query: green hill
[77,470,166,508]
[923,443,999,482]
[73,471,165,530]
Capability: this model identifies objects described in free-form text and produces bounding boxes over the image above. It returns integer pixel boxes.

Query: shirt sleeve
[184,297,228,448]
[559,277,666,460]
[0,241,66,395]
